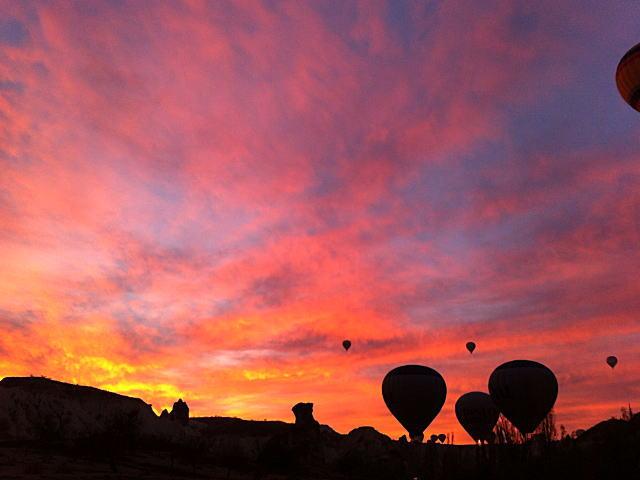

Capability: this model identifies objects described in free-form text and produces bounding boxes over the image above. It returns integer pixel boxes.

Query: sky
[1,0,639,443]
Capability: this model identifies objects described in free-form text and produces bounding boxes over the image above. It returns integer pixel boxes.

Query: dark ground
[0,420,638,480]
[0,377,638,479]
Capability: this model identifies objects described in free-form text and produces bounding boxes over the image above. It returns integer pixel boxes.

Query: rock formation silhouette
[170,398,189,425]
[291,402,319,429]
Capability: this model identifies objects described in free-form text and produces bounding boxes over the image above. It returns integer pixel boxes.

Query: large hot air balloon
[606,356,618,369]
[382,365,447,442]
[342,340,351,351]
[488,360,558,435]
[616,42,640,112]
[466,342,476,354]
[455,392,499,443]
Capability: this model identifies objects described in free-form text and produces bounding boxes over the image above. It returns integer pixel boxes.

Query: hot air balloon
[606,356,618,369]
[430,434,438,443]
[616,42,640,112]
[342,340,351,351]
[437,433,446,443]
[466,342,476,354]
[455,392,500,443]
[382,365,447,442]
[488,360,558,435]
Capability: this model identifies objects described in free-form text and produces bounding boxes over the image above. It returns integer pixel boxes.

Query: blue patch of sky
[73,0,130,18]
[0,19,28,47]
[370,135,609,295]
[394,142,509,230]
[404,298,514,328]
[505,75,637,159]
[0,80,24,93]
[310,0,358,48]
[207,297,239,317]
[505,8,640,157]
[101,157,259,257]
[143,179,258,252]
[386,0,441,51]
[311,0,440,58]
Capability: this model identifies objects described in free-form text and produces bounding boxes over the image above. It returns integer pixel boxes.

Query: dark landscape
[0,376,637,479]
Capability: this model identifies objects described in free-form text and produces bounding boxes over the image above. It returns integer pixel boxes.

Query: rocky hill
[0,376,187,442]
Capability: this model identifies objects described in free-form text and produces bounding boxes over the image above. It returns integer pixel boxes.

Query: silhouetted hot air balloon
[455,392,500,443]
[382,365,447,442]
[430,434,438,443]
[466,342,476,354]
[438,433,446,443]
[488,360,558,435]
[616,42,640,112]
[606,356,618,369]
[342,340,351,351]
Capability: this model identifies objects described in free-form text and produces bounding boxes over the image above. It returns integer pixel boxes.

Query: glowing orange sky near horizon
[1,1,639,443]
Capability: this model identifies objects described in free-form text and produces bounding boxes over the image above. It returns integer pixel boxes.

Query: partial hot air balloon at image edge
[616,42,640,112]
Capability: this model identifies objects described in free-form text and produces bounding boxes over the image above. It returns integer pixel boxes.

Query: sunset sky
[1,1,639,443]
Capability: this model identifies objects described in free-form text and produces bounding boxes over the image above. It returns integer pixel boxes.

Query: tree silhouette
[620,404,634,421]
[493,415,524,445]
[535,409,557,443]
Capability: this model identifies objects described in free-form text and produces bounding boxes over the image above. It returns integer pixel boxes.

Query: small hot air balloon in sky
[606,356,618,369]
[616,42,640,112]
[488,360,558,435]
[342,340,351,351]
[455,392,500,443]
[382,365,447,442]
[437,433,447,443]
[466,342,476,354]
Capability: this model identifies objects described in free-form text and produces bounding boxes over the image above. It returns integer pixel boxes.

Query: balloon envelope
[342,340,351,351]
[488,360,558,435]
[455,392,499,442]
[382,365,447,442]
[616,42,640,112]
[466,342,476,354]
[606,356,617,369]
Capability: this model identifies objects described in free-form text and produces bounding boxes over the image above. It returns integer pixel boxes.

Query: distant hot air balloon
[606,356,618,369]
[438,433,447,443]
[342,340,351,351]
[488,360,558,435]
[382,365,447,443]
[466,342,476,354]
[455,392,500,443]
[430,434,438,443]
[616,42,640,112]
